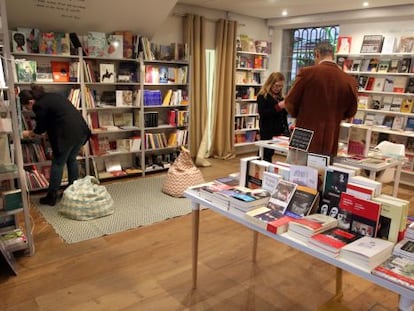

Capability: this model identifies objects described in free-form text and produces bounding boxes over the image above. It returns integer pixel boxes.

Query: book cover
[39,32,57,54]
[36,62,53,82]
[339,192,381,237]
[106,34,123,59]
[266,179,297,214]
[15,60,37,82]
[396,36,414,53]
[115,90,134,107]
[1,189,23,211]
[288,165,318,189]
[284,185,319,218]
[372,254,414,291]
[336,36,352,54]
[87,31,107,57]
[398,58,412,73]
[54,32,70,56]
[51,61,70,82]
[401,98,413,113]
[360,34,384,53]
[11,30,27,52]
[288,213,337,236]
[340,236,394,270]
[377,59,390,73]
[17,27,40,53]
[245,206,292,234]
[220,186,271,211]
[100,63,116,83]
[309,227,360,256]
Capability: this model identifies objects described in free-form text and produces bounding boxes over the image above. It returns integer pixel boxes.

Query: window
[282,26,340,89]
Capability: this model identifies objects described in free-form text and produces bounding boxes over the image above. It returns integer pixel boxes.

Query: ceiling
[177,0,414,20]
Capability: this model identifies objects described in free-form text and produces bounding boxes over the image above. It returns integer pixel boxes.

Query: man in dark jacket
[19,85,91,206]
[284,40,358,164]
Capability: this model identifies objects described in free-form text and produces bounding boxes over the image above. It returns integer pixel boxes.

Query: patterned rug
[35,175,191,244]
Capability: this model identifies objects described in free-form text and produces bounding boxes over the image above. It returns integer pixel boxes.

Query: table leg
[369,170,376,180]
[335,267,343,299]
[252,231,258,263]
[259,147,264,159]
[393,162,402,197]
[192,202,200,289]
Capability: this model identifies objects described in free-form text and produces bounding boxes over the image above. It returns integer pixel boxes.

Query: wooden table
[185,188,414,311]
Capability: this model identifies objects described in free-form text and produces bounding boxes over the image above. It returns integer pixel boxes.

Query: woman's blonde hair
[258,72,285,97]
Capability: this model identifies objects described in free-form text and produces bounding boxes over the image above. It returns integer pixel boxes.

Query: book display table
[184,188,414,311]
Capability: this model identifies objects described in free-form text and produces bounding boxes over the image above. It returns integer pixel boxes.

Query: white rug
[35,175,191,244]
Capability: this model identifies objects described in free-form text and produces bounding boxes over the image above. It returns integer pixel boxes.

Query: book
[377,59,390,73]
[17,27,40,53]
[340,236,394,270]
[87,31,106,57]
[339,192,382,238]
[284,185,319,218]
[323,165,355,196]
[288,165,318,189]
[372,254,414,291]
[246,159,270,189]
[15,60,37,82]
[266,179,297,214]
[239,156,260,187]
[218,187,271,211]
[287,213,338,240]
[11,30,27,52]
[106,34,123,58]
[0,228,27,251]
[348,175,382,197]
[308,227,361,257]
[391,115,405,131]
[381,36,397,53]
[360,35,384,53]
[405,117,414,131]
[115,90,134,107]
[306,152,330,192]
[398,58,412,73]
[245,206,292,234]
[374,194,408,242]
[396,36,414,53]
[400,98,413,113]
[100,63,116,83]
[336,36,352,54]
[367,58,380,72]
[345,182,375,200]
[51,61,70,82]
[0,189,23,211]
[393,239,414,261]
[36,62,53,82]
[39,32,57,54]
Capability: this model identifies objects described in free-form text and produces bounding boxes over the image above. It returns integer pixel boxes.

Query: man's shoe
[39,194,57,206]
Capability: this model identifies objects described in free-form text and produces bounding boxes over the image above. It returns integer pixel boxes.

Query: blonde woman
[257,72,290,162]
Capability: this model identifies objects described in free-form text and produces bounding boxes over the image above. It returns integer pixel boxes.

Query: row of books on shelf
[143,89,188,106]
[357,75,414,94]
[144,65,188,84]
[352,111,414,132]
[234,130,258,144]
[339,56,414,74]
[235,102,258,115]
[236,34,272,54]
[11,28,188,61]
[236,54,268,70]
[235,71,262,85]
[357,94,414,112]
[21,143,52,163]
[89,135,141,156]
[15,60,79,83]
[235,116,259,130]
[24,166,49,190]
[337,34,414,54]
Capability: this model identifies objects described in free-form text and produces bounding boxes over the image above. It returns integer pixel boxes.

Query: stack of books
[287,213,338,242]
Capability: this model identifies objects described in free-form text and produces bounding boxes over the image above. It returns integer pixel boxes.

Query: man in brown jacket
[284,40,358,164]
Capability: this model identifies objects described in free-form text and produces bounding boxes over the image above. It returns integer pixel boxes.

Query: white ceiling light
[282,9,288,16]
[363,1,369,7]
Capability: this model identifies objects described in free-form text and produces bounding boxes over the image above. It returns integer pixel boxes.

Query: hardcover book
[266,179,297,214]
[360,34,384,53]
[106,34,123,59]
[87,31,106,57]
[11,30,27,53]
[100,63,116,83]
[51,61,70,82]
[336,36,352,54]
[284,185,319,218]
[15,60,37,82]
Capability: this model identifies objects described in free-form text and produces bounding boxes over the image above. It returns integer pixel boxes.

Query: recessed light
[282,9,288,16]
[363,2,369,7]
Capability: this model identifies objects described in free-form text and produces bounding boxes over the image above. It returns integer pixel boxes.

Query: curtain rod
[172,12,245,27]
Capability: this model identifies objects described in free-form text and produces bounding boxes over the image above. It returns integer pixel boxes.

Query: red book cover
[51,61,70,82]
[337,36,352,54]
[267,216,293,234]
[311,227,359,250]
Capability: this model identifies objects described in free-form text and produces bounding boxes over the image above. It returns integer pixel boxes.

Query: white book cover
[100,63,115,83]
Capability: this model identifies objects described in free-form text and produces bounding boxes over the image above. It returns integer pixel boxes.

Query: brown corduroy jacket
[285,61,358,157]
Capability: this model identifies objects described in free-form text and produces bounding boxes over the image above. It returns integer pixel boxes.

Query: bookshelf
[337,51,414,187]
[234,45,269,152]
[9,29,190,183]
[0,0,35,263]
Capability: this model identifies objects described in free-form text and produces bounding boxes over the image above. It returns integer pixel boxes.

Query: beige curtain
[210,19,237,160]
[183,15,208,164]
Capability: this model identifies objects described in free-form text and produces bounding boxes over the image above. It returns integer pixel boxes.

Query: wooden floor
[1,154,413,311]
